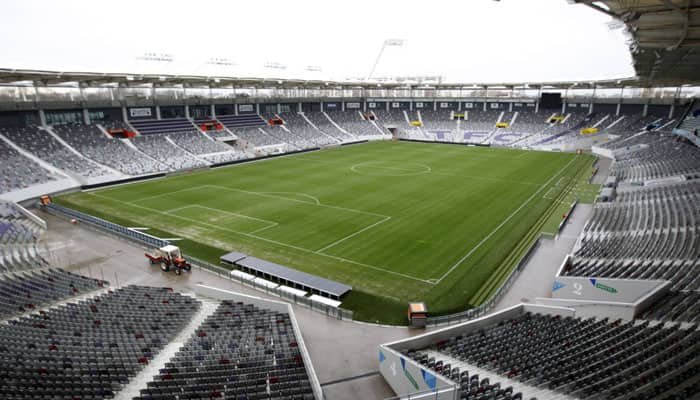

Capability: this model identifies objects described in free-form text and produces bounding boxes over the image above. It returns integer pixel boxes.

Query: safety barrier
[43,203,167,248]
[558,200,578,233]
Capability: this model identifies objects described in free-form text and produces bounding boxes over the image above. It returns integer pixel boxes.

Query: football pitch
[56,141,596,324]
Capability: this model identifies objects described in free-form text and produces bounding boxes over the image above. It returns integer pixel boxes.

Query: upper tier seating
[136,300,314,400]
[374,110,409,128]
[515,111,589,147]
[230,127,283,148]
[129,118,197,135]
[266,124,314,149]
[507,109,544,135]
[463,110,500,133]
[0,285,201,400]
[52,124,170,176]
[405,312,699,400]
[604,114,646,135]
[536,111,594,145]
[420,109,457,132]
[0,268,106,319]
[0,135,56,194]
[301,112,353,140]
[278,112,337,146]
[1,126,111,179]
[217,114,267,130]
[131,135,208,170]
[324,111,382,138]
[193,118,235,140]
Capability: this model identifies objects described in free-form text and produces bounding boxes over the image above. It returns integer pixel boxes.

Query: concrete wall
[536,297,638,320]
[379,304,575,399]
[553,275,667,303]
[539,278,671,320]
[379,345,456,400]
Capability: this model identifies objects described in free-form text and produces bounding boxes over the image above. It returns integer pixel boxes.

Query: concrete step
[113,295,220,400]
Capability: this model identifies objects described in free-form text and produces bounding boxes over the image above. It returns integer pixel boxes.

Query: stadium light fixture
[265,62,287,70]
[367,39,405,80]
[206,57,236,66]
[136,52,174,63]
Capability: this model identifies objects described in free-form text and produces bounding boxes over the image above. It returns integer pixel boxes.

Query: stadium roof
[574,0,700,85]
[0,67,654,90]
[222,253,352,299]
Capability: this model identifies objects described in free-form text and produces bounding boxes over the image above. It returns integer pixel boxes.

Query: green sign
[590,279,617,294]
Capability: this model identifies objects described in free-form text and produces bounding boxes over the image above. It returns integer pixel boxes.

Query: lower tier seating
[136,299,314,400]
[0,285,201,400]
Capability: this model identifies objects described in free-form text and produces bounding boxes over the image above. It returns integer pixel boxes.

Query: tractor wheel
[175,268,182,276]
[161,263,170,272]
[185,264,192,271]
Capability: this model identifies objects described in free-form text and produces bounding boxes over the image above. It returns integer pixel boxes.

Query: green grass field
[56,141,596,324]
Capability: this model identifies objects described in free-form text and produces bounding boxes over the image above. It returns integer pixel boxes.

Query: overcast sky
[0,0,634,83]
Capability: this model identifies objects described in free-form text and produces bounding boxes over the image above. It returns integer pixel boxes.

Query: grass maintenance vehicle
[145,245,192,275]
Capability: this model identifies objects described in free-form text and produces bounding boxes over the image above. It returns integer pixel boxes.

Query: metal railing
[383,385,460,400]
[558,200,579,233]
[187,256,353,320]
[43,202,354,321]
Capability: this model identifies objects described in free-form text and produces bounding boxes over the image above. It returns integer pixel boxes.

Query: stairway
[113,296,221,400]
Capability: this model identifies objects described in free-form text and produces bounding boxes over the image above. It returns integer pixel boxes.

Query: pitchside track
[57,141,595,324]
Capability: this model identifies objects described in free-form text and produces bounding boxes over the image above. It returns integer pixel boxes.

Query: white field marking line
[435,156,579,283]
[543,176,571,200]
[315,215,392,254]
[166,205,196,213]
[249,224,278,234]
[129,185,207,205]
[543,186,559,200]
[169,204,279,232]
[87,192,430,284]
[202,185,391,219]
[350,162,432,175]
[259,191,321,205]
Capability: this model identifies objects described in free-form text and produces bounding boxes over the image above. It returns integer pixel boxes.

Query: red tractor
[145,245,192,275]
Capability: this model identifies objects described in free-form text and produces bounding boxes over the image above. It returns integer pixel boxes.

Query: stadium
[0,0,699,399]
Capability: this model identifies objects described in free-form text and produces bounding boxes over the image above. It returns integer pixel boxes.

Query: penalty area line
[85,192,432,285]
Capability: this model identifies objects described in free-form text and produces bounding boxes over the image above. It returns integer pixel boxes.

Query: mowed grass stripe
[56,141,593,324]
[87,191,432,284]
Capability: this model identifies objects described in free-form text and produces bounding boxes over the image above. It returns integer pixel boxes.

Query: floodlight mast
[367,39,404,80]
